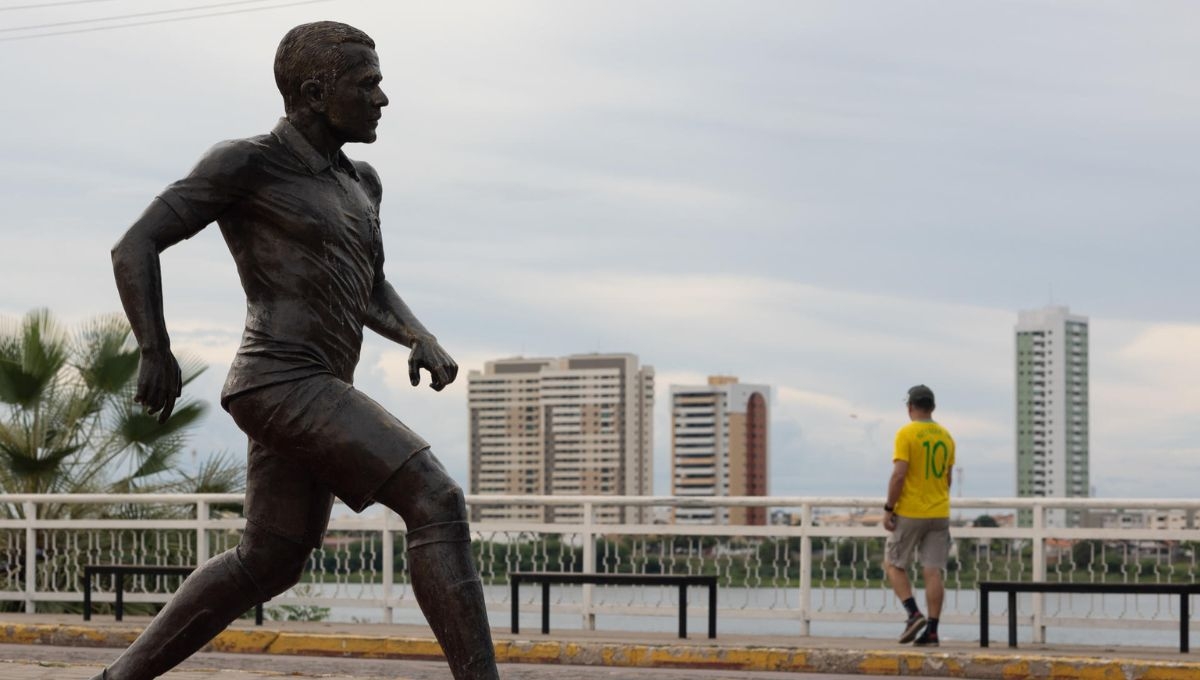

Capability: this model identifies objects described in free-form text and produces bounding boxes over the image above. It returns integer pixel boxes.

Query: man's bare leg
[93,527,310,680]
[914,565,945,644]
[886,561,913,602]
[374,448,499,680]
[923,566,944,619]
[886,560,926,643]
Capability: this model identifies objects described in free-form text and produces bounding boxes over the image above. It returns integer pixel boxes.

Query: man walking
[883,384,955,647]
[101,22,498,680]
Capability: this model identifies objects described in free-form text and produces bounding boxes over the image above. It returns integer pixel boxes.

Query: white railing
[2,494,1199,644]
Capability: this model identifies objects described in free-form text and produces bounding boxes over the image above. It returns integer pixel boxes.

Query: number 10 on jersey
[922,440,949,479]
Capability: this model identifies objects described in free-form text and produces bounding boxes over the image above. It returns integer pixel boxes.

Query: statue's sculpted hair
[275,21,376,112]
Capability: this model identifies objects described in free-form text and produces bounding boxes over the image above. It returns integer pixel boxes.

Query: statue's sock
[407,524,499,680]
[101,549,261,680]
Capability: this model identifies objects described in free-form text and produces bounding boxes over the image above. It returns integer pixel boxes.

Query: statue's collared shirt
[156,118,385,408]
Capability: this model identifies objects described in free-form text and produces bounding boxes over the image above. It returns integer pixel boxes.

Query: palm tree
[0,309,239,519]
[0,309,245,613]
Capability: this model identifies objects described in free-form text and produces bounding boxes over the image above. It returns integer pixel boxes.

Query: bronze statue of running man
[101,21,498,680]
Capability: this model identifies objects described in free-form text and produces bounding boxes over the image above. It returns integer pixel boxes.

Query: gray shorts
[886,516,951,569]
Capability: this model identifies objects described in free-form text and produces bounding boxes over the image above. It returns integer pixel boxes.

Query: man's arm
[365,279,458,391]
[111,200,204,422]
[883,460,908,531]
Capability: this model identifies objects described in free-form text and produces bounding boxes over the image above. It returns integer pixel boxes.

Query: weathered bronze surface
[98,21,498,680]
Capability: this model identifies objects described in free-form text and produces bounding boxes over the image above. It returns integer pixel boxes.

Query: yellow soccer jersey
[893,420,956,518]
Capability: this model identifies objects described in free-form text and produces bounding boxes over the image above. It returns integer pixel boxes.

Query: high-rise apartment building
[1015,306,1089,527]
[467,353,654,524]
[670,376,769,525]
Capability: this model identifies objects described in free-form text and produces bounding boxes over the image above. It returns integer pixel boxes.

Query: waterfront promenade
[2,614,1199,679]
[6,494,1200,677]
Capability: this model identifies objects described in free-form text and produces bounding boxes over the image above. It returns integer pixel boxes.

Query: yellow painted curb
[265,633,447,660]
[495,640,568,664]
[210,629,280,654]
[4,621,1200,679]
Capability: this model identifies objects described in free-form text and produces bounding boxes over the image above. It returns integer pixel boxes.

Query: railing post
[382,510,395,624]
[1031,502,1046,643]
[799,502,812,636]
[195,500,209,566]
[582,501,595,630]
[23,501,36,614]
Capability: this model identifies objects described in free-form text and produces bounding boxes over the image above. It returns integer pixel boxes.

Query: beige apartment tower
[467,353,654,524]
[671,376,769,525]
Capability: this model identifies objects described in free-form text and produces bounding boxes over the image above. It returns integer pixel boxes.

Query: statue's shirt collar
[272,118,359,180]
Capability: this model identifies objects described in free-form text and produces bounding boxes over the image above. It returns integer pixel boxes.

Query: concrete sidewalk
[1,662,288,680]
[2,614,1199,679]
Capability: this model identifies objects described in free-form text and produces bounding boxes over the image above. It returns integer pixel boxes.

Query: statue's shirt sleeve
[156,139,258,238]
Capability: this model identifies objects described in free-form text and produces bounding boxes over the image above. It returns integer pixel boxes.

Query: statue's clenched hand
[135,347,182,423]
[408,336,458,391]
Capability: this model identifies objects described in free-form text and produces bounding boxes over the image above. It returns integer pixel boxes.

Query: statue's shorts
[226,374,430,548]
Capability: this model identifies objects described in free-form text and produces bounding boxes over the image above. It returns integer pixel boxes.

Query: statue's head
[275,21,388,143]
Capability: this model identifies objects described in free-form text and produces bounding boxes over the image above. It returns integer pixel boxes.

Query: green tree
[0,309,239,518]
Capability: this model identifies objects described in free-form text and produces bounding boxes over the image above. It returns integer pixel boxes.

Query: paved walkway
[0,645,880,680]
[2,614,1199,679]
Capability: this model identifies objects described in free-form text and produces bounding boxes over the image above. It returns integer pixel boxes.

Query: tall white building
[671,377,770,525]
[467,353,654,524]
[1015,306,1089,527]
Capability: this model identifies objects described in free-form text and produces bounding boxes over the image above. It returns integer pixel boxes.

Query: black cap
[906,384,935,406]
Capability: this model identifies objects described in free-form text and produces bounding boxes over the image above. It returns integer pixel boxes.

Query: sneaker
[898,612,926,643]
[913,631,939,647]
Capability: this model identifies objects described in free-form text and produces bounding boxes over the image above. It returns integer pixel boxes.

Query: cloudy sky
[1,1,1196,500]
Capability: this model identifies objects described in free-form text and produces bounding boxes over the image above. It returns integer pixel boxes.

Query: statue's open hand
[408,336,458,391]
[135,347,183,424]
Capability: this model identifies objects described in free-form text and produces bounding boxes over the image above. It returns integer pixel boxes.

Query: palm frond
[175,351,207,388]
[116,400,207,447]
[170,450,246,494]
[127,434,186,481]
[0,309,69,408]
[74,315,139,396]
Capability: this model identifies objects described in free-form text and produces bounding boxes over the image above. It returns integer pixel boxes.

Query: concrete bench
[979,580,1200,652]
[510,571,717,639]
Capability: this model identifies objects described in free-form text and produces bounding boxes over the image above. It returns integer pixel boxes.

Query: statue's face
[325,43,389,144]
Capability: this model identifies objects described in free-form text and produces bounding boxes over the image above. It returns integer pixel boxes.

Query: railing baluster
[382,511,395,624]
[799,502,812,636]
[23,501,35,614]
[582,501,595,630]
[195,500,209,568]
[1032,502,1046,643]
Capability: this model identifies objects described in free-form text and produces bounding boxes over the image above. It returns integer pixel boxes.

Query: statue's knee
[244,549,307,599]
[430,480,467,520]
[237,525,311,598]
[405,482,471,551]
[402,466,466,525]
